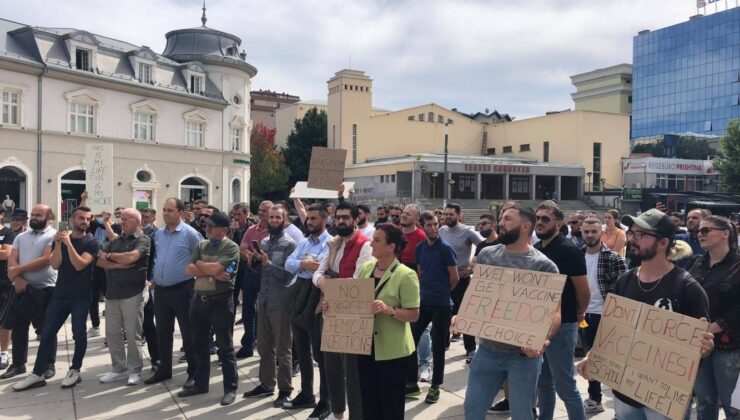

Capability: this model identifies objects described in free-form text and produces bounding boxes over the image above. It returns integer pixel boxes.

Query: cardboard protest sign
[85,143,113,214]
[583,294,708,419]
[321,278,374,355]
[454,264,566,350]
[307,147,347,190]
[289,181,355,200]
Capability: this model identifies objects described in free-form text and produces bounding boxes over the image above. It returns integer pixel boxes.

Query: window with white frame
[138,63,153,84]
[70,102,95,134]
[232,127,242,151]
[190,75,203,95]
[75,48,91,71]
[134,111,155,140]
[1,89,19,125]
[187,121,204,147]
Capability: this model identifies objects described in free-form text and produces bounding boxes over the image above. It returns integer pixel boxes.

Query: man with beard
[283,204,332,414]
[375,205,389,227]
[1,204,57,380]
[675,208,710,266]
[473,214,499,263]
[13,206,98,390]
[439,203,482,364]
[533,201,590,420]
[145,198,203,387]
[356,204,375,238]
[313,202,373,420]
[229,203,250,317]
[236,200,272,359]
[389,205,403,227]
[456,203,559,420]
[10,209,28,234]
[242,206,297,407]
[566,211,586,249]
[399,204,426,272]
[406,211,458,403]
[577,217,626,413]
[578,209,713,419]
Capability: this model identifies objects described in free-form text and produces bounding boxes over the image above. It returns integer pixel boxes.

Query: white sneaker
[13,373,46,391]
[127,373,141,386]
[61,369,81,388]
[99,371,128,383]
[0,352,9,369]
[419,364,432,382]
[326,414,343,420]
[583,398,605,413]
[87,327,100,338]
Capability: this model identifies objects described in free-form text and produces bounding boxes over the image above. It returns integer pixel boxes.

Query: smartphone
[251,240,261,252]
[58,221,68,232]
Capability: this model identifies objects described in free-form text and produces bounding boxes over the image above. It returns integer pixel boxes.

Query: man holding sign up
[455,203,560,420]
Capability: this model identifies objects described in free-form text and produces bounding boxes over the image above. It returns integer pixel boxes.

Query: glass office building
[632,7,740,141]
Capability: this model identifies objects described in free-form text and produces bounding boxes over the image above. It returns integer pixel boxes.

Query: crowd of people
[0,189,737,420]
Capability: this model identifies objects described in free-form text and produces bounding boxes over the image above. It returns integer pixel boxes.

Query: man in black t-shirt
[577,208,714,419]
[0,211,17,369]
[533,201,590,420]
[13,206,99,391]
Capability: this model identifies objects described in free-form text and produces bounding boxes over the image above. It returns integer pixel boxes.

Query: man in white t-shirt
[578,217,626,413]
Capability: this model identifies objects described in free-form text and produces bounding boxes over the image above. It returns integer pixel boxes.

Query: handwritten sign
[321,278,374,355]
[290,181,355,200]
[454,264,566,350]
[85,144,113,214]
[583,294,708,419]
[307,147,347,190]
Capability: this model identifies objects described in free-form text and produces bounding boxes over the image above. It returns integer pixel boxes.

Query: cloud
[2,0,703,118]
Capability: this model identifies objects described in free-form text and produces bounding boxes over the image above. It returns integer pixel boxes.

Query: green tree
[714,118,740,192]
[281,107,327,186]
[250,123,290,204]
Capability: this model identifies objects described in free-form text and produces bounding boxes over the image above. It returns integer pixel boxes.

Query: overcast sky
[2,0,711,118]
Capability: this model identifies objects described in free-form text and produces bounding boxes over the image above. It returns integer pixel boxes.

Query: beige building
[250,89,300,130]
[274,100,327,149]
[571,63,632,114]
[320,69,629,203]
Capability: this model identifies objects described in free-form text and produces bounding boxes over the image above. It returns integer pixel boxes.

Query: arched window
[60,169,86,222]
[231,178,241,204]
[180,176,208,203]
[0,167,27,215]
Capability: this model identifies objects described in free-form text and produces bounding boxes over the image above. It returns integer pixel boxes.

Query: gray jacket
[258,232,297,311]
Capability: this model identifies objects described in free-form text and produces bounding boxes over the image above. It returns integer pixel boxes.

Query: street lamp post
[442,123,449,208]
[431,172,438,199]
[447,178,455,205]
[601,177,607,206]
[587,171,592,193]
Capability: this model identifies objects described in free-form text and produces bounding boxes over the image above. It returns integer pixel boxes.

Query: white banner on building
[85,143,113,214]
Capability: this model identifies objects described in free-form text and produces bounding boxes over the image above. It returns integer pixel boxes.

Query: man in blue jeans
[456,203,560,420]
[533,201,590,420]
[13,206,98,390]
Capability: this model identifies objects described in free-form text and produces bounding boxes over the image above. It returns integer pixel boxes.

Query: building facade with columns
[0,12,255,223]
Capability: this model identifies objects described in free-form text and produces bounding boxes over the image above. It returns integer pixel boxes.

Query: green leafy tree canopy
[714,118,740,192]
[282,107,327,186]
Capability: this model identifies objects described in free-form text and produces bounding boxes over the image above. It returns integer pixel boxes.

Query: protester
[676,208,711,265]
[473,213,499,263]
[578,217,626,413]
[351,223,419,420]
[686,215,740,420]
[242,206,297,407]
[566,211,586,249]
[146,198,203,387]
[374,205,389,227]
[10,208,28,234]
[0,208,17,369]
[602,209,626,256]
[313,202,373,420]
[189,199,208,232]
[399,204,426,272]
[229,203,250,316]
[389,205,402,227]
[670,212,685,234]
[439,203,482,363]
[532,201,589,420]
[284,203,331,412]
[406,211,458,403]
[140,208,160,372]
[181,211,240,406]
[577,208,714,419]
[236,200,272,359]
[140,207,157,236]
[96,209,151,386]
[12,206,97,390]
[459,203,559,420]
[356,204,375,238]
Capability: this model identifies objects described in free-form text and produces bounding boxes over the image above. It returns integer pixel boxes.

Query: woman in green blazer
[356,223,420,420]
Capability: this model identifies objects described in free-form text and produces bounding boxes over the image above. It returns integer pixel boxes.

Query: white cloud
[1,0,708,118]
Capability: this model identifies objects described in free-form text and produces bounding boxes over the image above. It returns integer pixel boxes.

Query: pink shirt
[241,223,269,250]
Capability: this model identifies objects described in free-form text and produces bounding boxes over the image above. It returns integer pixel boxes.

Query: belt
[157,279,194,291]
[198,291,232,302]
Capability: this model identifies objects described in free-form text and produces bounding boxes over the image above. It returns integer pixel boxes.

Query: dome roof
[162,6,256,76]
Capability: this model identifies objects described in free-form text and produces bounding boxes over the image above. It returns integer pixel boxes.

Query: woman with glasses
[686,216,740,420]
[602,209,626,257]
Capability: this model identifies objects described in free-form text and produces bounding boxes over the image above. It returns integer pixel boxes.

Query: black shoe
[307,401,331,420]
[177,387,208,398]
[144,372,171,385]
[243,384,274,398]
[221,391,237,406]
[178,354,187,363]
[235,318,243,325]
[292,364,300,377]
[0,365,26,379]
[273,390,291,407]
[182,377,195,389]
[150,361,160,372]
[465,350,476,364]
[488,399,510,413]
[44,365,55,379]
[282,391,316,409]
[235,347,253,359]
[533,408,538,419]
[405,383,421,397]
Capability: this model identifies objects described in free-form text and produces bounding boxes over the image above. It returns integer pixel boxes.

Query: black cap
[621,209,675,239]
[205,211,230,228]
[11,209,28,220]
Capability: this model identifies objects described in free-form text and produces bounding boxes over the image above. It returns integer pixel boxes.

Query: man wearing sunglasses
[675,208,711,266]
[566,212,586,249]
[389,205,402,227]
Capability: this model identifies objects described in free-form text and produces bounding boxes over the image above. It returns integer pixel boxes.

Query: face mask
[480,229,493,238]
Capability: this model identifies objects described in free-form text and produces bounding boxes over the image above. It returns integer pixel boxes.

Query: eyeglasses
[478,222,491,226]
[697,227,727,236]
[335,214,353,221]
[535,216,560,223]
[391,214,401,219]
[626,230,658,240]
